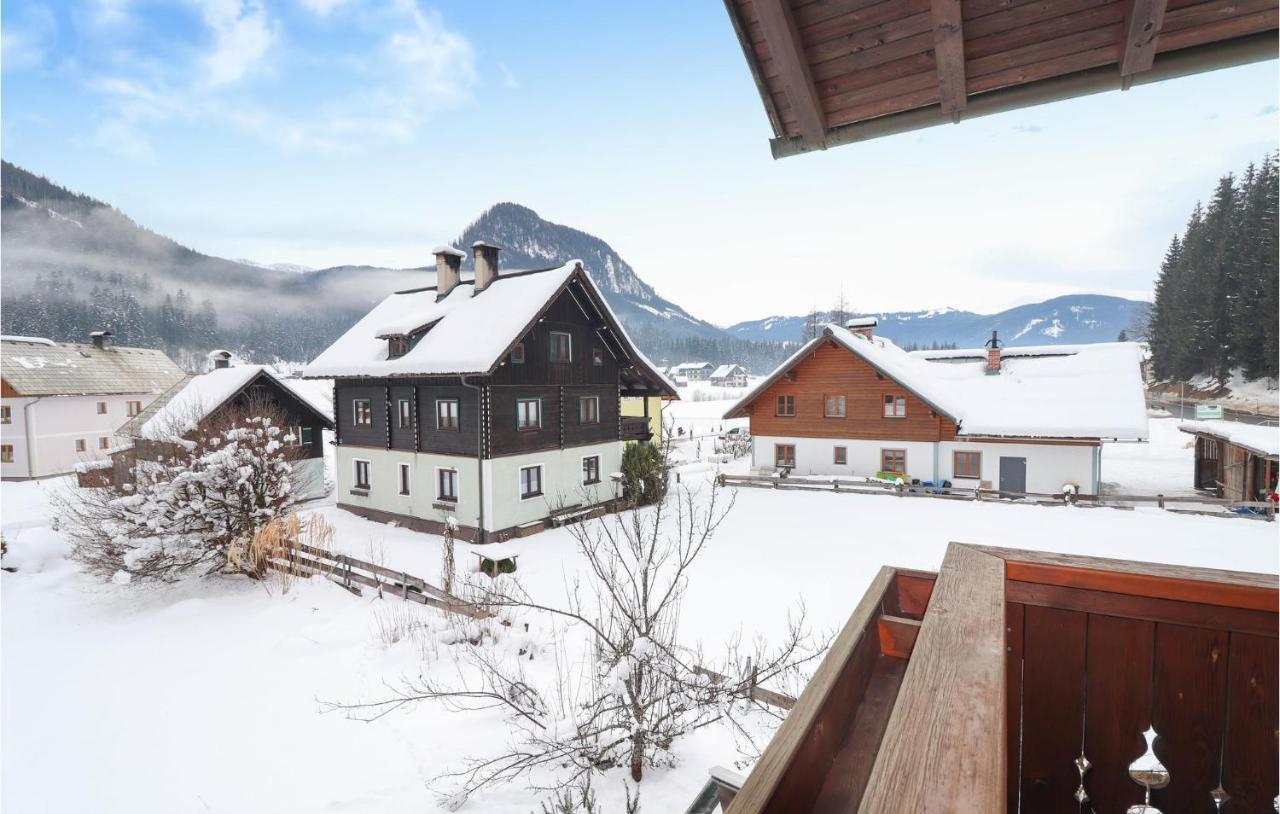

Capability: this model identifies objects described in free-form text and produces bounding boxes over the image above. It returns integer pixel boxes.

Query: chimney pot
[984,330,1002,375]
[209,349,233,370]
[472,241,501,293]
[845,317,877,339]
[90,330,113,350]
[433,245,464,301]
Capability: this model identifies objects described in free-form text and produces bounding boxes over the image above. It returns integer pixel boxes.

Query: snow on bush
[56,398,301,583]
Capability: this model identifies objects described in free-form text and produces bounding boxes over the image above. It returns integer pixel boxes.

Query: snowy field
[3,403,1276,813]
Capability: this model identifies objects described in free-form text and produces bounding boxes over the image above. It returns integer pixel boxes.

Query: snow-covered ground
[3,402,1275,813]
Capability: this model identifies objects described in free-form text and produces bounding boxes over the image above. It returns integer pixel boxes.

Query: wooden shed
[1181,420,1279,502]
[722,0,1278,156]
[706,543,1277,813]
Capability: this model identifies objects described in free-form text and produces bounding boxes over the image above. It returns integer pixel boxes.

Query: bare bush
[327,477,826,806]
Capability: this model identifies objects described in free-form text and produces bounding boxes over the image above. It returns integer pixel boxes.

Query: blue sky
[3,0,1278,325]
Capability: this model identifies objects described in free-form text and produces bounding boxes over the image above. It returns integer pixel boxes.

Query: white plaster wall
[336,446,482,531]
[290,457,328,502]
[2,392,159,479]
[484,442,622,531]
[751,435,1100,494]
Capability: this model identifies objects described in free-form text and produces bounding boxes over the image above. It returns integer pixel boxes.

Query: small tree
[620,442,668,507]
[58,394,301,583]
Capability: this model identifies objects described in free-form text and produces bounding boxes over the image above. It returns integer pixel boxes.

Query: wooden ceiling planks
[723,0,1278,155]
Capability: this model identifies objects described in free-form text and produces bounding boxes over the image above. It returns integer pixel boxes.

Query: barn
[1180,420,1279,502]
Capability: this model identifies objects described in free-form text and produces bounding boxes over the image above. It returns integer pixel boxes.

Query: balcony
[621,415,652,443]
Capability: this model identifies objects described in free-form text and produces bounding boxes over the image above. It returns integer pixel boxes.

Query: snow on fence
[265,540,493,619]
[716,474,1277,521]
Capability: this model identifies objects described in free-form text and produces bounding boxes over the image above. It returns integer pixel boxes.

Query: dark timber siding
[335,378,479,455]
[491,288,621,388]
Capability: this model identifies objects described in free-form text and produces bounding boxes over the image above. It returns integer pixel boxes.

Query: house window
[511,341,526,364]
[0,445,11,463]
[99,437,111,450]
[0,405,10,424]
[550,331,572,363]
[834,446,847,465]
[398,399,412,429]
[436,399,459,431]
[954,451,982,479]
[398,463,411,496]
[520,465,543,499]
[775,444,796,468]
[592,348,604,366]
[75,439,87,453]
[438,468,459,502]
[775,395,795,417]
[353,399,372,427]
[517,398,542,431]
[353,459,371,490]
[126,400,142,417]
[300,426,314,445]
[883,394,906,418]
[824,395,846,418]
[96,401,108,415]
[881,449,907,474]
[582,455,600,485]
[579,396,599,425]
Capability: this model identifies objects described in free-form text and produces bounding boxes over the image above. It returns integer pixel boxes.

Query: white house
[710,364,749,387]
[723,320,1147,495]
[1,333,187,479]
[671,362,715,381]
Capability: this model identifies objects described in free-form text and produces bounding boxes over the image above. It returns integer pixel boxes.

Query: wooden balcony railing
[721,544,1279,814]
[621,415,652,443]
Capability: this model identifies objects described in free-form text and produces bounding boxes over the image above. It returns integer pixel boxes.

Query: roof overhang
[723,0,1278,158]
[1179,424,1280,460]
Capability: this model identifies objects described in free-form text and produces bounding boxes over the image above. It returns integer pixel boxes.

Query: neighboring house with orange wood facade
[723,319,1148,495]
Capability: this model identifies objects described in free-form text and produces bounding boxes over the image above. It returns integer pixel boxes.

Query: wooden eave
[1179,425,1280,461]
[724,0,1278,157]
[725,543,1279,813]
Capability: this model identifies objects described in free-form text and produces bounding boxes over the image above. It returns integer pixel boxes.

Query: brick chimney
[90,330,113,350]
[472,241,501,293]
[209,349,233,369]
[985,330,1002,375]
[433,245,464,301]
[845,317,877,339]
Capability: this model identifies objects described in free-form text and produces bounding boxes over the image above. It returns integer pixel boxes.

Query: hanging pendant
[1210,785,1229,811]
[1126,726,1169,814]
[1073,753,1091,804]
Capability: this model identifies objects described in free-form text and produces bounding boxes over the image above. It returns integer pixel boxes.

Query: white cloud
[384,0,475,106]
[91,0,131,26]
[498,61,518,89]
[193,0,276,87]
[2,4,58,71]
[296,0,354,15]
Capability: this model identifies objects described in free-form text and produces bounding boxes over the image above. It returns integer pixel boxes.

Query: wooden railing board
[1016,603,1087,814]
[876,615,922,659]
[1221,633,1279,810]
[726,566,897,814]
[857,544,1006,813]
[883,569,936,619]
[1007,579,1279,637]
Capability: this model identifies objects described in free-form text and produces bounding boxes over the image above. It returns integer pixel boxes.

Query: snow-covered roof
[1179,421,1280,458]
[301,261,678,397]
[711,364,745,378]
[672,362,714,372]
[725,325,1148,441]
[0,338,186,397]
[125,365,333,441]
[911,344,1096,361]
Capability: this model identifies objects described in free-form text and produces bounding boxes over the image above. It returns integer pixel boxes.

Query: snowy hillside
[726,294,1146,347]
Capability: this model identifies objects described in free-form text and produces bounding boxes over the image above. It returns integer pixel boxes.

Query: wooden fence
[264,539,798,711]
[265,540,493,619]
[717,474,1277,520]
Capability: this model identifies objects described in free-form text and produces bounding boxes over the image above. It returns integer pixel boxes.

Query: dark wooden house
[303,243,676,543]
[117,355,333,499]
[700,543,1278,813]
[1181,420,1279,503]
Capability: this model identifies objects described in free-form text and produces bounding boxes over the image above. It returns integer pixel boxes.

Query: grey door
[999,456,1027,494]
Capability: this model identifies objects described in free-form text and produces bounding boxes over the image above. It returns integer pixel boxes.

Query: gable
[736,339,958,443]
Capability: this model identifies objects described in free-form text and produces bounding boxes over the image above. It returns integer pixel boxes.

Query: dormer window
[388,336,409,358]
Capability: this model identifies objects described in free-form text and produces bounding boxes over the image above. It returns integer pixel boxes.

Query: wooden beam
[753,0,827,147]
[858,544,1006,811]
[930,0,967,115]
[877,614,923,659]
[1120,0,1169,77]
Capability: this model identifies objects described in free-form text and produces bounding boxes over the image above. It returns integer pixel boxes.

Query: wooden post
[1157,494,1165,510]
[401,571,408,600]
